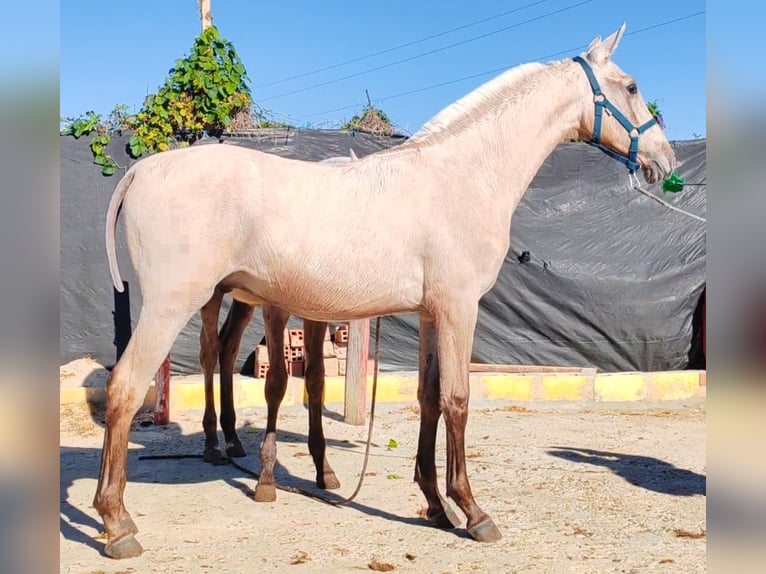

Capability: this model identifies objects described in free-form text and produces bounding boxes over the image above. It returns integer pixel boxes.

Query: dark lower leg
[414,315,460,527]
[219,300,254,458]
[199,292,223,463]
[94,333,176,558]
[304,320,340,489]
[436,305,501,542]
[254,304,290,502]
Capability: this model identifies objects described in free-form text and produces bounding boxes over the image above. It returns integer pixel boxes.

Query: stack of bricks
[253,323,375,378]
[253,327,306,379]
[326,324,376,376]
[321,325,348,377]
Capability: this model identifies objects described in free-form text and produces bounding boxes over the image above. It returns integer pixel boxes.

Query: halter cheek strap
[573,55,658,173]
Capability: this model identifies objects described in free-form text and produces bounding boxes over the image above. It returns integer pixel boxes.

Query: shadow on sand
[546,446,706,496]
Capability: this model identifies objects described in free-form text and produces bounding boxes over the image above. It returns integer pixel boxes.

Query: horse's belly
[221,266,423,322]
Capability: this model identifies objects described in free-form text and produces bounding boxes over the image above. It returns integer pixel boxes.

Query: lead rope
[140,316,384,508]
[629,173,706,223]
[334,315,382,505]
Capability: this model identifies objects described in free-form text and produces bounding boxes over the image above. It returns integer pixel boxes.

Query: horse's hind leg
[93,301,200,559]
[304,320,340,490]
[414,314,461,529]
[218,299,255,458]
[253,303,290,502]
[200,290,224,464]
[433,300,501,543]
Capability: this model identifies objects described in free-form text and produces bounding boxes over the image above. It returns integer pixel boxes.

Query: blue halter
[572,55,658,173]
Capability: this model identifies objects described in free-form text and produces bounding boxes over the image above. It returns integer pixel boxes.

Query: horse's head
[575,23,675,184]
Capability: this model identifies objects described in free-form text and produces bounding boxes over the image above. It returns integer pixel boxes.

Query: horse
[198,154,357,498]
[95,24,675,558]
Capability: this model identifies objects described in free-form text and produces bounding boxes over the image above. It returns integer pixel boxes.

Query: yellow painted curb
[60,370,705,411]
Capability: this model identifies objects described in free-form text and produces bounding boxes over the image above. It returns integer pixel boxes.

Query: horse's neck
[423,60,583,217]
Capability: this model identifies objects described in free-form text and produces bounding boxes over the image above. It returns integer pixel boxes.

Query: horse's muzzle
[642,153,675,184]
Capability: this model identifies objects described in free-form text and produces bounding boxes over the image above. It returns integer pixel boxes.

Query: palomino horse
[198,154,357,498]
[96,24,675,558]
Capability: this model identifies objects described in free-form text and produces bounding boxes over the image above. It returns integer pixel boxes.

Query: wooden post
[343,319,369,425]
[200,0,212,30]
[153,355,171,425]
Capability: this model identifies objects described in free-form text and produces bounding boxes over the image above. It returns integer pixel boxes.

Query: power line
[254,0,557,89]
[258,0,594,103]
[297,10,705,122]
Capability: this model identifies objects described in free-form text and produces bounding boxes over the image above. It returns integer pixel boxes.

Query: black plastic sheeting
[60,130,705,373]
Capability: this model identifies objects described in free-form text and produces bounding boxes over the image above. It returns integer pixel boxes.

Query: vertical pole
[344,319,369,425]
[200,0,212,30]
[153,355,171,425]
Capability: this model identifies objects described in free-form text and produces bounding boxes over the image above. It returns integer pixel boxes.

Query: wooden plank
[153,355,171,425]
[469,363,592,374]
[344,320,369,425]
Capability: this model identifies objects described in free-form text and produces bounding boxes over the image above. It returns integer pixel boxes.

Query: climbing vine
[129,25,251,157]
[60,106,132,175]
[62,25,252,175]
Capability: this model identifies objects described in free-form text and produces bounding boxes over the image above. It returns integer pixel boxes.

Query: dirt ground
[60,399,706,573]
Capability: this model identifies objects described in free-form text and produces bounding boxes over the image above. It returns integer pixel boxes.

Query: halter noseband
[573,55,658,173]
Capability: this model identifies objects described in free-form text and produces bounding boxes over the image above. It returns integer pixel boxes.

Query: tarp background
[60,130,705,373]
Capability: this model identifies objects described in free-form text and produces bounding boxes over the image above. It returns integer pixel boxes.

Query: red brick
[334,325,349,344]
[255,362,269,379]
[289,329,305,348]
[287,360,304,377]
[255,344,269,363]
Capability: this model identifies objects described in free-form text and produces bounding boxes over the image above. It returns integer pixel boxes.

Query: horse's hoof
[428,505,462,529]
[104,534,144,559]
[254,483,277,502]
[319,472,341,490]
[468,518,502,543]
[226,443,247,458]
[203,447,224,464]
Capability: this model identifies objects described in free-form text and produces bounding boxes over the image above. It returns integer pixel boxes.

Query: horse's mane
[406,61,548,145]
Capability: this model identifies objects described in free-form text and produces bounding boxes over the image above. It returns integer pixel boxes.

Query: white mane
[408,62,547,144]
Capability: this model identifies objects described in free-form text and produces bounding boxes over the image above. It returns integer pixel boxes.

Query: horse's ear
[349,148,358,161]
[586,36,601,53]
[586,22,626,64]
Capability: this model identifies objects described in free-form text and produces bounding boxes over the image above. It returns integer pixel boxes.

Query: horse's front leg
[199,290,224,463]
[303,320,340,490]
[433,300,502,543]
[414,314,461,529]
[253,303,290,502]
[218,299,255,458]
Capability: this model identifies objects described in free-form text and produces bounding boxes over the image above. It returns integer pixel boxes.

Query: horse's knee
[440,395,469,420]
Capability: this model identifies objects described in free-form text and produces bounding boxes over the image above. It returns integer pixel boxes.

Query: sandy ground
[60,399,706,574]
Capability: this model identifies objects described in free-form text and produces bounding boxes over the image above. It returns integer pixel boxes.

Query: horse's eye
[627,83,638,95]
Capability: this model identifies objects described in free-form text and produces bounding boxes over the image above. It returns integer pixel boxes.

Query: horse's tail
[105,168,136,293]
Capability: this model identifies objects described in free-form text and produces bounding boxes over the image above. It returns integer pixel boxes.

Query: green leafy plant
[61,109,128,176]
[129,25,252,158]
[647,100,665,129]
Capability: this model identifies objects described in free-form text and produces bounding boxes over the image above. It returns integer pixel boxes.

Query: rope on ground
[333,315,382,505]
[138,315,384,508]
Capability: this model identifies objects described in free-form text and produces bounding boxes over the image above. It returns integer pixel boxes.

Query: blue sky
[60,0,705,139]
